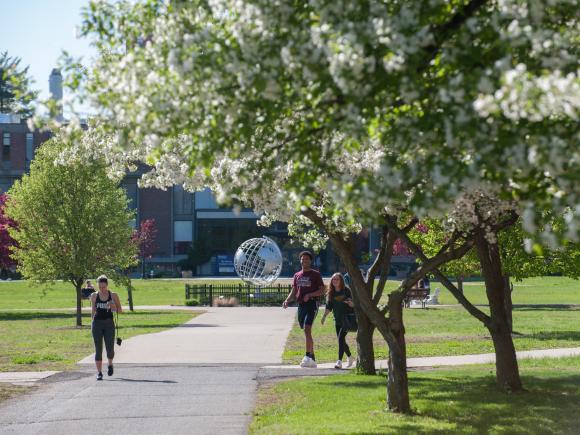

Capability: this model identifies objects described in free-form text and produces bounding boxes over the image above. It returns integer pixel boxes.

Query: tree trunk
[475,234,523,392]
[386,291,410,413]
[127,285,134,312]
[75,282,83,327]
[457,274,464,293]
[504,275,513,333]
[355,308,376,375]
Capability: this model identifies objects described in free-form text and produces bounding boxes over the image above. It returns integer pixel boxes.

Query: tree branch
[386,217,491,324]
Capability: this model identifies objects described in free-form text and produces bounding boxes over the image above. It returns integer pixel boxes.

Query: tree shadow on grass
[409,373,580,433]
[0,311,187,322]
[513,305,580,311]
[0,312,80,321]
[121,323,217,329]
[516,331,580,342]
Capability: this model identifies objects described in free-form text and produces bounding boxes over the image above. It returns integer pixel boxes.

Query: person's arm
[111,292,123,313]
[344,288,354,308]
[91,293,96,319]
[321,294,332,324]
[304,276,326,302]
[283,283,297,309]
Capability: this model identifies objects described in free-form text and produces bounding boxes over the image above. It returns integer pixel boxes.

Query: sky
[0,0,96,107]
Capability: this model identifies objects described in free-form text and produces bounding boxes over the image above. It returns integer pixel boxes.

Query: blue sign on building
[215,255,235,275]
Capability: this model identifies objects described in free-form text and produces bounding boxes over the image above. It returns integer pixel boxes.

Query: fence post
[209,284,213,307]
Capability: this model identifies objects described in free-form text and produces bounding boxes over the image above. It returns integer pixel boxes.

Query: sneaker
[334,360,342,369]
[96,372,103,381]
[347,356,355,368]
[300,356,317,368]
[107,365,114,376]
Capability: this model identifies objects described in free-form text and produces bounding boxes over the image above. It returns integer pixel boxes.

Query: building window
[2,133,10,161]
[196,219,263,255]
[174,221,193,255]
[25,133,34,168]
[173,185,194,215]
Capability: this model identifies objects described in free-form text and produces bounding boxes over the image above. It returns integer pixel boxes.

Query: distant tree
[5,133,137,326]
[0,52,37,117]
[132,218,158,278]
[0,193,18,272]
[178,239,212,276]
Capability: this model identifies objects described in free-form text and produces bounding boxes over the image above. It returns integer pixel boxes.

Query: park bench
[404,288,429,309]
[81,288,95,300]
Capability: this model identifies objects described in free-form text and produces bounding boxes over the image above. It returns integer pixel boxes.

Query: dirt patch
[0,384,36,405]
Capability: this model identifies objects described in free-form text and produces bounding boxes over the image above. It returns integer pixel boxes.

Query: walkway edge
[265,347,580,370]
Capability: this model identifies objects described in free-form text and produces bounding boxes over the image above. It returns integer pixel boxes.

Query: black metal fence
[185,283,293,307]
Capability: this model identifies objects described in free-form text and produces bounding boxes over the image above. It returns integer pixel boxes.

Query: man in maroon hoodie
[283,251,325,368]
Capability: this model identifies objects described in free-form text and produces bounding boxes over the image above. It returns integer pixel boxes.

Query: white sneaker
[346,356,355,368]
[334,360,342,369]
[300,356,317,368]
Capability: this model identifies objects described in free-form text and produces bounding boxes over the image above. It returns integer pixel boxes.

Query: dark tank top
[94,291,113,320]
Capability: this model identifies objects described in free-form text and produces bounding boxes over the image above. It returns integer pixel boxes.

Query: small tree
[132,218,158,278]
[178,239,212,276]
[0,52,37,117]
[6,134,137,326]
[0,193,18,274]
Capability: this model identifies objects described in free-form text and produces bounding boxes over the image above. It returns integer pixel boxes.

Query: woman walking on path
[321,273,356,369]
[91,275,122,380]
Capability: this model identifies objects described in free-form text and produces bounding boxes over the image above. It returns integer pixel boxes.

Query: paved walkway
[310,346,580,370]
[79,307,295,365]
[0,307,296,435]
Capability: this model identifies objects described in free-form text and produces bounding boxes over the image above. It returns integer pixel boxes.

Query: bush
[184,299,200,306]
[213,296,239,307]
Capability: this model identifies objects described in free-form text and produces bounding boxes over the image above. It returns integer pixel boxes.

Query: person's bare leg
[304,325,314,354]
[96,360,102,373]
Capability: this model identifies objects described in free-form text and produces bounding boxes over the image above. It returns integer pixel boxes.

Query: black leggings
[92,318,115,361]
[335,324,351,360]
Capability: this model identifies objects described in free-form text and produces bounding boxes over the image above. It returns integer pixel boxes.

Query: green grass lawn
[0,309,199,372]
[284,305,580,364]
[0,276,577,310]
[378,276,580,305]
[284,277,580,364]
[0,279,246,309]
[435,276,580,305]
[251,356,580,434]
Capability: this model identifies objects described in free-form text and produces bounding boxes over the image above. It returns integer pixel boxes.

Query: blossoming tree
[47,0,579,411]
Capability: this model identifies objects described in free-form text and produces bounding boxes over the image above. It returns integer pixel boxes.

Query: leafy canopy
[6,132,138,286]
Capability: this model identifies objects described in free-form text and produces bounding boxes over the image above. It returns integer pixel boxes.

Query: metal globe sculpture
[234,236,283,286]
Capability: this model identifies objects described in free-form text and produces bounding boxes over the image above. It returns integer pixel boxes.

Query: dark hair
[299,251,313,261]
[97,275,108,284]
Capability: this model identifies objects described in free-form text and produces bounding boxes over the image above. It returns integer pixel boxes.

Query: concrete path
[0,308,296,435]
[267,346,580,370]
[0,365,259,435]
[79,307,296,365]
